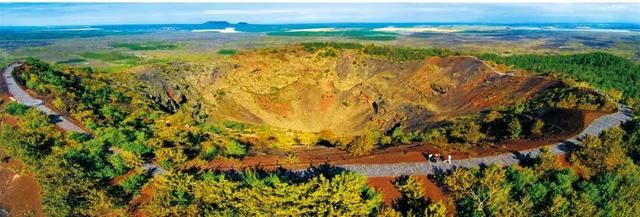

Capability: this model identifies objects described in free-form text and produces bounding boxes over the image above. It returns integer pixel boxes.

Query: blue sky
[0,3,638,26]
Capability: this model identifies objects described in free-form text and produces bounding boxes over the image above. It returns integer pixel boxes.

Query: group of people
[427,153,452,164]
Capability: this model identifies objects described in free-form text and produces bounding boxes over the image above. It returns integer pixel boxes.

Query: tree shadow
[429,166,453,188]
[189,163,349,183]
[512,151,536,167]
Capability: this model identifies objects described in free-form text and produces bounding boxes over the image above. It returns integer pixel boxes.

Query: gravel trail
[339,106,634,176]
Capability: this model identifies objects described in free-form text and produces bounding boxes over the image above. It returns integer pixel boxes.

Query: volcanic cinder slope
[140,47,558,134]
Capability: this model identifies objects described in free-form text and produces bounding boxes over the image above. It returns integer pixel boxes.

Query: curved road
[3,63,635,177]
[2,63,88,134]
[2,63,165,176]
[340,106,634,176]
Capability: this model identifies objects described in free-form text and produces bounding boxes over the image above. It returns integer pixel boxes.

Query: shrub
[531,119,545,136]
[380,135,393,146]
[224,140,247,158]
[394,176,446,216]
[465,122,485,144]
[317,130,339,146]
[155,148,187,169]
[4,101,29,116]
[508,118,522,139]
[450,120,485,144]
[345,130,376,156]
[301,42,364,51]
[295,132,318,146]
[391,126,409,144]
[201,142,218,160]
[415,129,448,146]
[283,153,300,164]
[607,89,623,102]
[119,172,149,196]
[484,110,503,122]
[107,154,130,175]
[120,150,144,168]
[222,121,246,130]
[203,124,223,134]
[270,131,296,149]
[425,201,448,217]
[52,97,67,111]
[67,131,91,143]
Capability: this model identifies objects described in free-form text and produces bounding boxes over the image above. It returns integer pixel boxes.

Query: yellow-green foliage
[394,176,448,217]
[570,127,627,177]
[155,148,187,169]
[140,170,382,216]
[425,201,448,217]
[531,119,545,136]
[295,132,319,146]
[269,131,297,149]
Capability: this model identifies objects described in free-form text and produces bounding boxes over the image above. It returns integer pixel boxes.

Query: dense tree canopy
[140,169,382,216]
[480,52,640,99]
[443,125,640,217]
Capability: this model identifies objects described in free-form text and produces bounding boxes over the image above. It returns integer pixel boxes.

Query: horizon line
[2,21,640,28]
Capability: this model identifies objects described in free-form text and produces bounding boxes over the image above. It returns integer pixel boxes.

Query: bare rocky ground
[136,48,557,134]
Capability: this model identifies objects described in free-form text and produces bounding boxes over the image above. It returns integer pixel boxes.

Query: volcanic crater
[152,47,559,134]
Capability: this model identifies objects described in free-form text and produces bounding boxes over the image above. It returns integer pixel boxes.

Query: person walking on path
[447,155,452,164]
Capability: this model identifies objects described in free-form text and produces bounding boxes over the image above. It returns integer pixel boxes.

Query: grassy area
[76,51,179,73]
[217,49,237,55]
[56,58,87,64]
[111,42,178,51]
[268,30,398,41]
[80,51,139,62]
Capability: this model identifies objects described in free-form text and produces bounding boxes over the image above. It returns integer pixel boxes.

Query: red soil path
[368,175,454,216]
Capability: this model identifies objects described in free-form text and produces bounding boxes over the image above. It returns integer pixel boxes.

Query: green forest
[443,123,640,217]
[480,52,640,99]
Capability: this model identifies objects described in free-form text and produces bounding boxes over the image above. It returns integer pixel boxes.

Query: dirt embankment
[368,175,454,215]
[0,156,44,217]
[0,171,44,217]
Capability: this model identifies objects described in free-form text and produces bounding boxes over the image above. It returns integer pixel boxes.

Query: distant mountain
[237,22,249,25]
[202,21,231,25]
